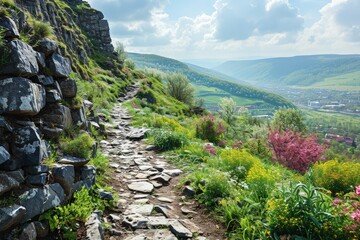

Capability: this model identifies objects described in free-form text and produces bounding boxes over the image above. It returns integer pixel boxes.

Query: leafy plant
[149,129,189,151]
[267,182,334,239]
[268,129,326,173]
[164,73,194,106]
[40,187,115,239]
[195,169,232,208]
[195,114,226,144]
[32,20,53,40]
[62,132,95,159]
[217,149,261,180]
[272,108,307,132]
[311,159,360,195]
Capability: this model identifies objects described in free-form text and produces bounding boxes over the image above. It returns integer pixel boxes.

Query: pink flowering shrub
[268,130,326,173]
[203,143,217,156]
[195,114,226,144]
[329,186,360,239]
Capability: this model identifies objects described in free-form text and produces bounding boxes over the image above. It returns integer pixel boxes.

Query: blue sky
[87,0,360,61]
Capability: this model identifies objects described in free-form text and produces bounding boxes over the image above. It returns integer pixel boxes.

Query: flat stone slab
[128,182,154,193]
[124,204,154,216]
[148,217,170,229]
[163,169,183,177]
[158,197,173,203]
[122,214,148,230]
[58,156,90,167]
[153,229,177,240]
[169,220,193,239]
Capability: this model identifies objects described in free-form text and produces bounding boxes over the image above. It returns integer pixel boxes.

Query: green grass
[299,71,360,91]
[194,84,262,106]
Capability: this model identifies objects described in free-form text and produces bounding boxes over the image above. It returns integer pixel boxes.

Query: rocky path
[99,84,225,240]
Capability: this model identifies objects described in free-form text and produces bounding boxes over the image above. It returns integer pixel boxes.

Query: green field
[301,71,360,91]
[194,84,261,106]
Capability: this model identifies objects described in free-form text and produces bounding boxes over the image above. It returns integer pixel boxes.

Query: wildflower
[350,209,360,222]
[356,185,360,196]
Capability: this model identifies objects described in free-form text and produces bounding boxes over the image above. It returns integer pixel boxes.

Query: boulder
[0,77,46,116]
[43,183,65,212]
[48,53,71,78]
[59,79,77,98]
[0,17,20,39]
[46,90,62,103]
[42,127,63,140]
[0,170,24,196]
[0,146,10,165]
[51,164,74,197]
[26,173,47,186]
[19,222,37,240]
[34,38,58,57]
[0,158,22,171]
[30,75,54,87]
[24,165,49,175]
[35,52,46,69]
[0,116,13,132]
[19,183,64,223]
[71,105,87,126]
[0,205,26,232]
[33,221,49,238]
[40,105,72,129]
[85,211,104,240]
[0,40,39,77]
[19,188,44,223]
[12,126,46,167]
[80,165,96,185]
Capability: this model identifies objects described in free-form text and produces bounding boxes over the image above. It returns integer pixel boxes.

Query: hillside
[128,52,295,112]
[215,54,360,90]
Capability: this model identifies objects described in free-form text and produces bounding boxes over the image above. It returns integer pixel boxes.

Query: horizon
[88,0,360,61]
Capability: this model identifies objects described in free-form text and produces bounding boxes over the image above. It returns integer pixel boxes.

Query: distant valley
[128,53,294,113]
[214,54,360,91]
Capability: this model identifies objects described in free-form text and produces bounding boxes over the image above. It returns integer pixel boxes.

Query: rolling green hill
[214,54,360,90]
[128,53,295,111]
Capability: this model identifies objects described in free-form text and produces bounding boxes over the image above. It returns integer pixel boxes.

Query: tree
[115,41,127,62]
[272,108,307,132]
[164,73,194,106]
[219,97,237,126]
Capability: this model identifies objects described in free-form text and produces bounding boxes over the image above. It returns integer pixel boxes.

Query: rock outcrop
[0,11,98,237]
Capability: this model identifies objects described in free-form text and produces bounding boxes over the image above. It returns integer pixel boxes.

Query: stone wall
[0,15,97,238]
[14,0,114,68]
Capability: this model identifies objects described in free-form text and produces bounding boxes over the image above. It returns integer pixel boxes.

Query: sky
[87,0,360,62]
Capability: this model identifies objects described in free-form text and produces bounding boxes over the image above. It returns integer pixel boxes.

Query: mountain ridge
[128,52,295,111]
[214,54,360,89]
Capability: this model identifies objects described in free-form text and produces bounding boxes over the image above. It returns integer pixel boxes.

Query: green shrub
[217,149,261,180]
[246,166,276,199]
[197,169,232,208]
[267,183,333,238]
[218,198,267,239]
[195,114,226,144]
[0,0,15,8]
[149,129,189,151]
[62,133,94,159]
[40,187,115,239]
[312,159,360,195]
[164,73,194,106]
[32,20,53,40]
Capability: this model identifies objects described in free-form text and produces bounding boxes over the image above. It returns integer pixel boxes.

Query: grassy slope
[128,53,295,110]
[215,54,360,90]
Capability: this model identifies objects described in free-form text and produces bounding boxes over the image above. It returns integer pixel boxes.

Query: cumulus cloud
[213,0,304,41]
[87,0,163,22]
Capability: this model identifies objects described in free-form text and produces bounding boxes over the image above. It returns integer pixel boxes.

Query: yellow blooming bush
[312,159,360,195]
[246,166,277,199]
[218,149,261,180]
